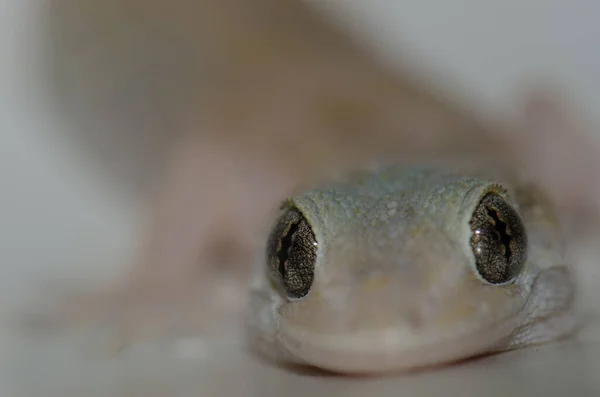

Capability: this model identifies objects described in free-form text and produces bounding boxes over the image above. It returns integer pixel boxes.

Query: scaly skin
[247,165,576,375]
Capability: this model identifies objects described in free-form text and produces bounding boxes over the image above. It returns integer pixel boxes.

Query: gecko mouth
[276,314,522,375]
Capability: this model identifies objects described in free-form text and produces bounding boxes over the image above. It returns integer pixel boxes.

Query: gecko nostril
[406,309,425,329]
[320,282,354,313]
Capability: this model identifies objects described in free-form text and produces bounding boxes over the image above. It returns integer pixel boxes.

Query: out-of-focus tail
[43,0,502,190]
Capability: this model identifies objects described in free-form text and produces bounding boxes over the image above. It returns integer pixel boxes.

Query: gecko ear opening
[469,193,528,284]
[266,206,318,300]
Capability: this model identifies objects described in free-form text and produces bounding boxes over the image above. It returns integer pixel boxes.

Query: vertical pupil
[277,221,300,278]
[485,206,512,262]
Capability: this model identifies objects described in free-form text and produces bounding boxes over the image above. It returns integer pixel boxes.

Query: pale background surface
[1,0,599,396]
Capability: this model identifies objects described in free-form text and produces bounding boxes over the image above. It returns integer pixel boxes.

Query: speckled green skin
[247,165,575,374]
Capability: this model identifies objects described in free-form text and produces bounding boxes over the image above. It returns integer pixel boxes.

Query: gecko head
[248,167,570,374]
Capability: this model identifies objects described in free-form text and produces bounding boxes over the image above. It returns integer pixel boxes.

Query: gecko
[246,165,576,374]
[32,0,598,370]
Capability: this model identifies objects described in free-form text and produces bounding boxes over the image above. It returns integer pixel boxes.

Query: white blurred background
[1,0,600,396]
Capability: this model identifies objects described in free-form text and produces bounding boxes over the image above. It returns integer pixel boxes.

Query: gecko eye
[266,206,317,299]
[469,193,527,284]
